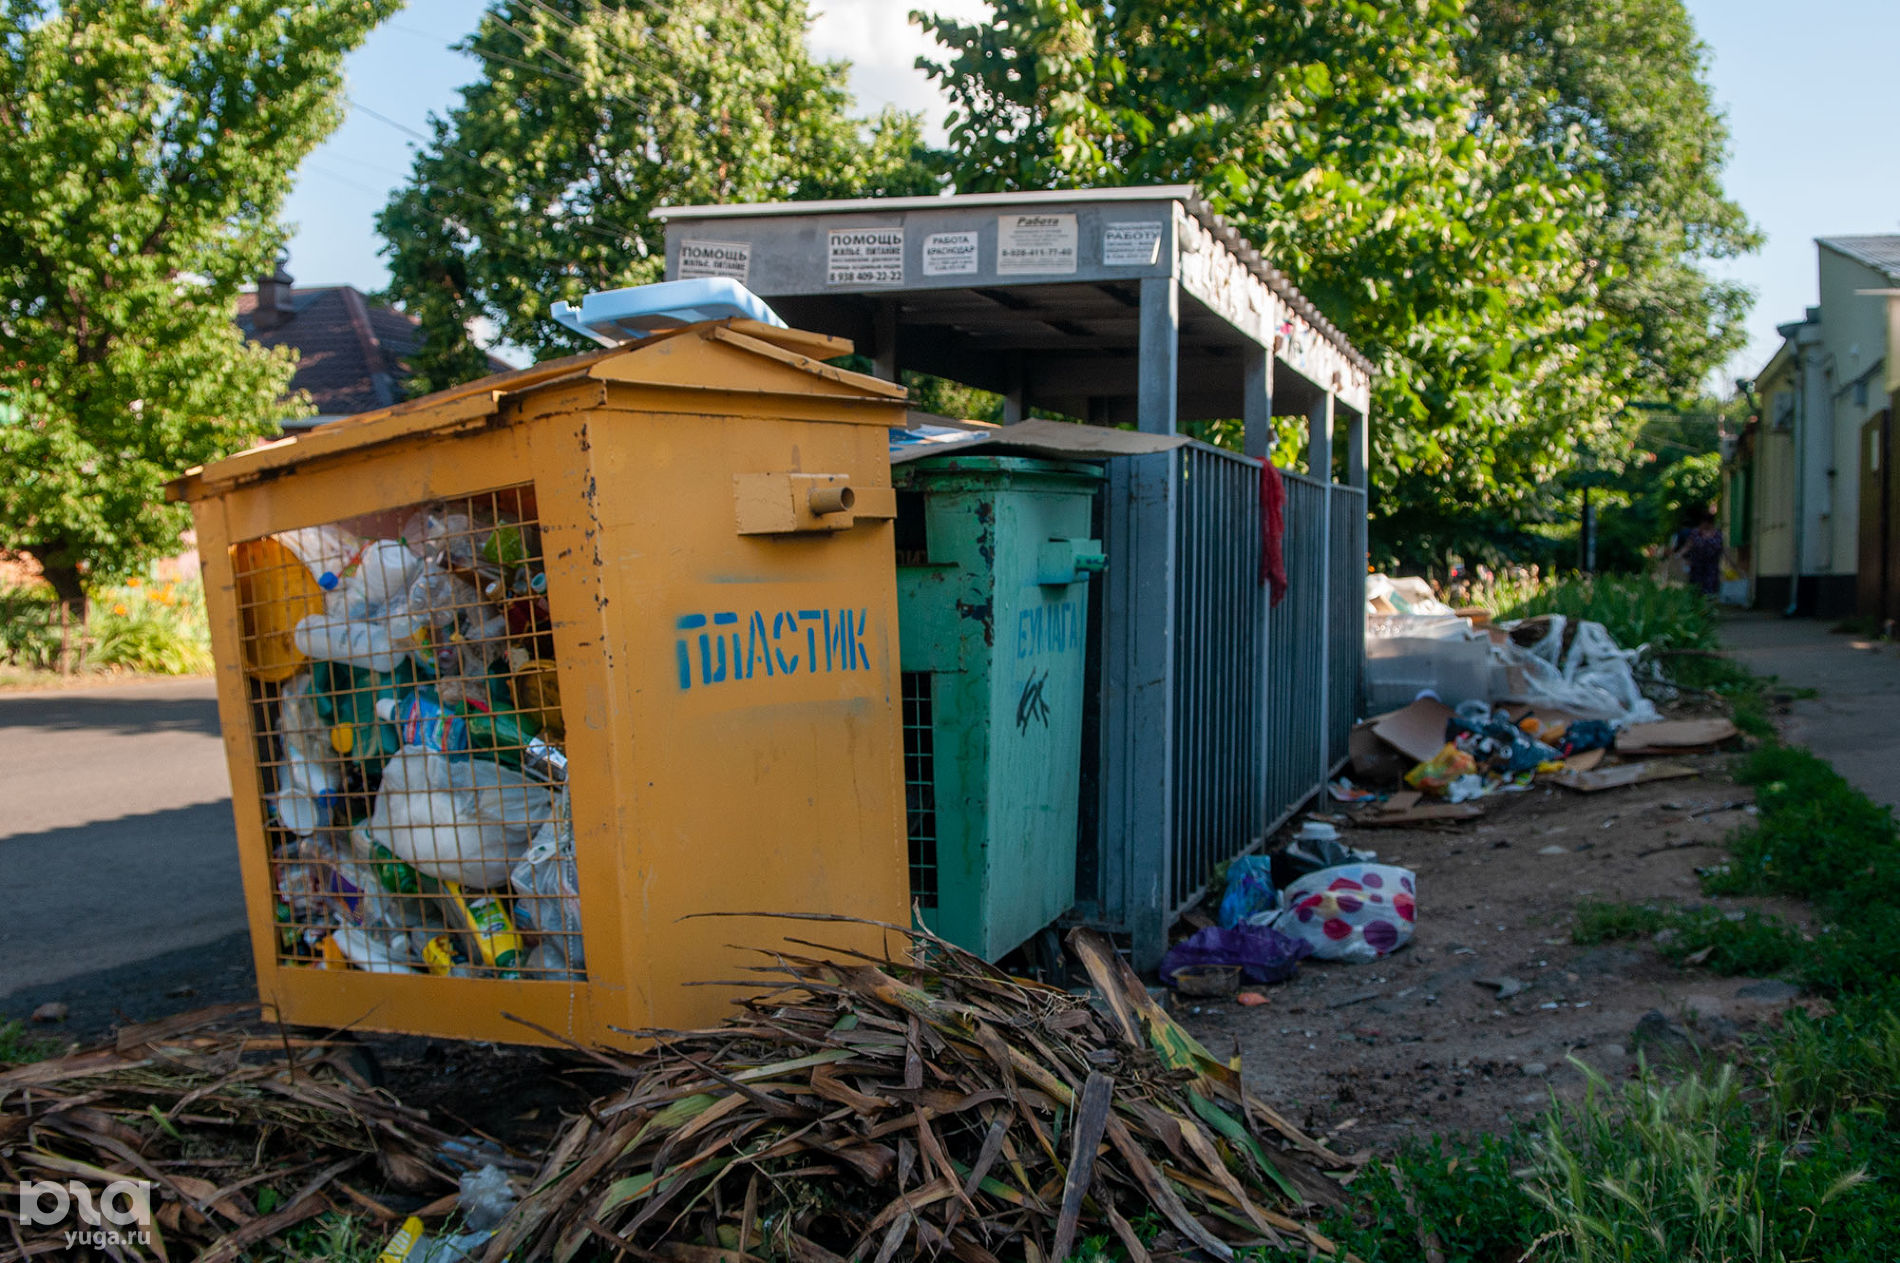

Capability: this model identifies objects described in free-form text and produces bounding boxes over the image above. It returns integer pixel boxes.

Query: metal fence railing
[1080,445,1368,967]
[1168,443,1265,921]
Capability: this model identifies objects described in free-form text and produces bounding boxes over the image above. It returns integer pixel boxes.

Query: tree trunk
[40,562,87,675]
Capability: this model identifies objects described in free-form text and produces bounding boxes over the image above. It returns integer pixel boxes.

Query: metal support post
[1345,403,1368,492]
[1310,393,1334,793]
[1242,343,1273,461]
[872,301,898,381]
[1307,391,1334,481]
[1102,276,1178,971]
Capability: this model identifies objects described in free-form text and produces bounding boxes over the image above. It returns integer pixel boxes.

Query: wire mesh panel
[1328,484,1368,765]
[901,670,939,909]
[1264,472,1331,833]
[1168,443,1265,917]
[235,484,581,981]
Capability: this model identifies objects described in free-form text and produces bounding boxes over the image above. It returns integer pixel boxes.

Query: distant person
[1676,507,1724,596]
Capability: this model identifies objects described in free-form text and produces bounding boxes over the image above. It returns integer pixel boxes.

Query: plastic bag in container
[269,672,340,836]
[511,789,582,971]
[365,746,553,889]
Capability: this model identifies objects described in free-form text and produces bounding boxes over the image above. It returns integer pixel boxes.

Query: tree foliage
[918,0,1755,569]
[379,0,940,392]
[0,0,393,618]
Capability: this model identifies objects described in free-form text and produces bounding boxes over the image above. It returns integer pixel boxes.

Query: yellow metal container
[169,319,911,1048]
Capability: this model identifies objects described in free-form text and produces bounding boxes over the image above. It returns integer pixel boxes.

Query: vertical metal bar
[1345,401,1368,491]
[1117,274,1178,969]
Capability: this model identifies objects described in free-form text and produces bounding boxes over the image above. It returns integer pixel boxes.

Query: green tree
[918,1,1754,569]
[1463,0,1758,404]
[0,0,394,629]
[379,0,939,392]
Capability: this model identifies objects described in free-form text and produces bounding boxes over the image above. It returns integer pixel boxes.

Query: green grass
[1571,900,1804,977]
[0,1018,63,1064]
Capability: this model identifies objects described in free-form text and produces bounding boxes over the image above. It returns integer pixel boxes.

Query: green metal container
[895,454,1106,960]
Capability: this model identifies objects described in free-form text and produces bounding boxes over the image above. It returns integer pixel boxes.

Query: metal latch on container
[734,472,896,535]
[1037,538,1108,585]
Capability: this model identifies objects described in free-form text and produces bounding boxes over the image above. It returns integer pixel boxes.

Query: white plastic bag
[1270,863,1416,962]
[365,746,553,889]
[1493,614,1661,723]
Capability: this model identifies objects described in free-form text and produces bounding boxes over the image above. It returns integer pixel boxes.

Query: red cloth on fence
[1260,458,1288,606]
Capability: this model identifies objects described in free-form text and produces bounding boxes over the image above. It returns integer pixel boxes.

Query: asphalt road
[0,678,255,1032]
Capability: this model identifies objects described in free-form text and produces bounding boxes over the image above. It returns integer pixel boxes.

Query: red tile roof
[236,285,422,420]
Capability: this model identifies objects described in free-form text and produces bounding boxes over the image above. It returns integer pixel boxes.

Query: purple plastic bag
[1160,924,1312,987]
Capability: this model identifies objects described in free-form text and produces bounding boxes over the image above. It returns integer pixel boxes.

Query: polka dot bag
[1269,863,1416,962]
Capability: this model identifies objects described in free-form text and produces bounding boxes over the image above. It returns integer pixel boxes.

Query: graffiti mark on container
[1016,669,1052,732]
[675,609,872,690]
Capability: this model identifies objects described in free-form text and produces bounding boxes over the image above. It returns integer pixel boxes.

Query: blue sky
[285,0,1900,384]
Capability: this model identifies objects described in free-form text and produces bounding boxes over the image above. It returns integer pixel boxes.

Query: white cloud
[807,0,990,142]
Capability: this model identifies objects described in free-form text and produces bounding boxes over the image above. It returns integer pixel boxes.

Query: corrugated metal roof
[1818,235,1900,282]
[652,186,1200,220]
[655,185,1371,374]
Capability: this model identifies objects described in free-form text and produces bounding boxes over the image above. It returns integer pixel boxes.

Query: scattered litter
[1538,844,1568,855]
[1172,964,1243,997]
[27,1001,66,1024]
[1162,923,1310,987]
[1614,717,1739,755]
[1370,696,1459,764]
[1270,864,1417,962]
[1405,743,1478,795]
[1446,773,1488,803]
[1218,853,1280,927]
[1237,990,1272,1007]
[1329,777,1381,803]
[1494,614,1661,724]
[1352,790,1484,826]
[457,1164,518,1232]
[1556,760,1698,793]
[1282,830,1377,873]
[1477,976,1527,999]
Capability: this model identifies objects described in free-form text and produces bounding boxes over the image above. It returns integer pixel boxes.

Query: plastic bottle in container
[327,926,420,974]
[268,673,340,837]
[443,882,524,974]
[511,794,582,972]
[293,540,427,673]
[376,691,468,755]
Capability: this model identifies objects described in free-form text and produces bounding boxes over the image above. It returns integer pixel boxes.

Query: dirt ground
[1178,743,1818,1156]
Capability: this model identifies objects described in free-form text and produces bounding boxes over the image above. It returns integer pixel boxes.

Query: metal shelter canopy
[652,186,1371,480]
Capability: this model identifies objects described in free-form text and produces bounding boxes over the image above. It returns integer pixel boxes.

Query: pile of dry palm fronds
[0,1004,460,1262]
[488,923,1362,1263]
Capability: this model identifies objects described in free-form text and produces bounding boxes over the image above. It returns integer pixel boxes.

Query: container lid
[888,416,1191,465]
[894,453,1106,489]
[550,278,787,346]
